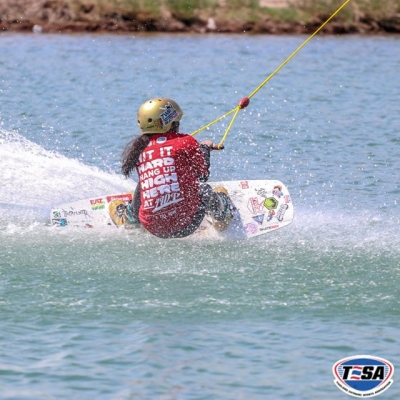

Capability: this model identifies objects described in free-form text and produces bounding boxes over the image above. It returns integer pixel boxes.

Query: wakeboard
[50,180,294,239]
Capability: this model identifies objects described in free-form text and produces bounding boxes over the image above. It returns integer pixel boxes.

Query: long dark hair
[121,134,151,178]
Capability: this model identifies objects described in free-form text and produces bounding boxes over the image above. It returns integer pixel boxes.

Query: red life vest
[136,133,209,237]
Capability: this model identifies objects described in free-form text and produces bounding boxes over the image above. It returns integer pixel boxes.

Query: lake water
[1,32,399,399]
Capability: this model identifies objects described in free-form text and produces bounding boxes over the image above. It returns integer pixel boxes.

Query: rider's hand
[201,140,224,150]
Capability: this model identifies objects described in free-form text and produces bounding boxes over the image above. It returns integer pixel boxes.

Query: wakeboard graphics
[50,180,293,239]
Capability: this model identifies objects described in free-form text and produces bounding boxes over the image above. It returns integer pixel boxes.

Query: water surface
[1,33,399,399]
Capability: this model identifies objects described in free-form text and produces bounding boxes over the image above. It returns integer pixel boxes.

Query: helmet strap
[167,121,180,133]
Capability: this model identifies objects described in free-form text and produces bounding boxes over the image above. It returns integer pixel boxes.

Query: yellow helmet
[137,98,183,134]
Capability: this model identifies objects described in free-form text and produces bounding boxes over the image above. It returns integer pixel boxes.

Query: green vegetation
[87,0,400,21]
[2,0,399,33]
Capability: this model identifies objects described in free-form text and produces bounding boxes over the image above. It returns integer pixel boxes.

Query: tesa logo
[333,355,394,397]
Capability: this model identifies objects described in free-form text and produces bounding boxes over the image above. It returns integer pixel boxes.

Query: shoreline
[1,0,400,35]
[3,18,400,36]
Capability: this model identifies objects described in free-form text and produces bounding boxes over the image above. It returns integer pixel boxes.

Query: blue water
[1,33,399,399]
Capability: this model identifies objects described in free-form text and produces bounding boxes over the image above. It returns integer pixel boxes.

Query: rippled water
[1,33,399,399]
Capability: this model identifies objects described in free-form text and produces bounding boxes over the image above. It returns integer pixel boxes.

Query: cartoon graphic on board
[109,200,129,227]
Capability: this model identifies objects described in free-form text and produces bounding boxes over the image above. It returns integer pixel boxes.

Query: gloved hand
[201,140,224,150]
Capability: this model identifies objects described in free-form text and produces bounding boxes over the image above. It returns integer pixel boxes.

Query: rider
[120,97,232,238]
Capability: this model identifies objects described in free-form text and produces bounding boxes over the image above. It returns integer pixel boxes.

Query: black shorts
[155,184,213,239]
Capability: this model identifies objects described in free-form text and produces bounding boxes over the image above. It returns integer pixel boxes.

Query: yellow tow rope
[190,0,351,148]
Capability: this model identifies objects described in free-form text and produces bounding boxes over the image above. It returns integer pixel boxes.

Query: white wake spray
[0,129,135,223]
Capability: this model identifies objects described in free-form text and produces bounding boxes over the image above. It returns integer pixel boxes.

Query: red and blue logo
[333,355,394,397]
